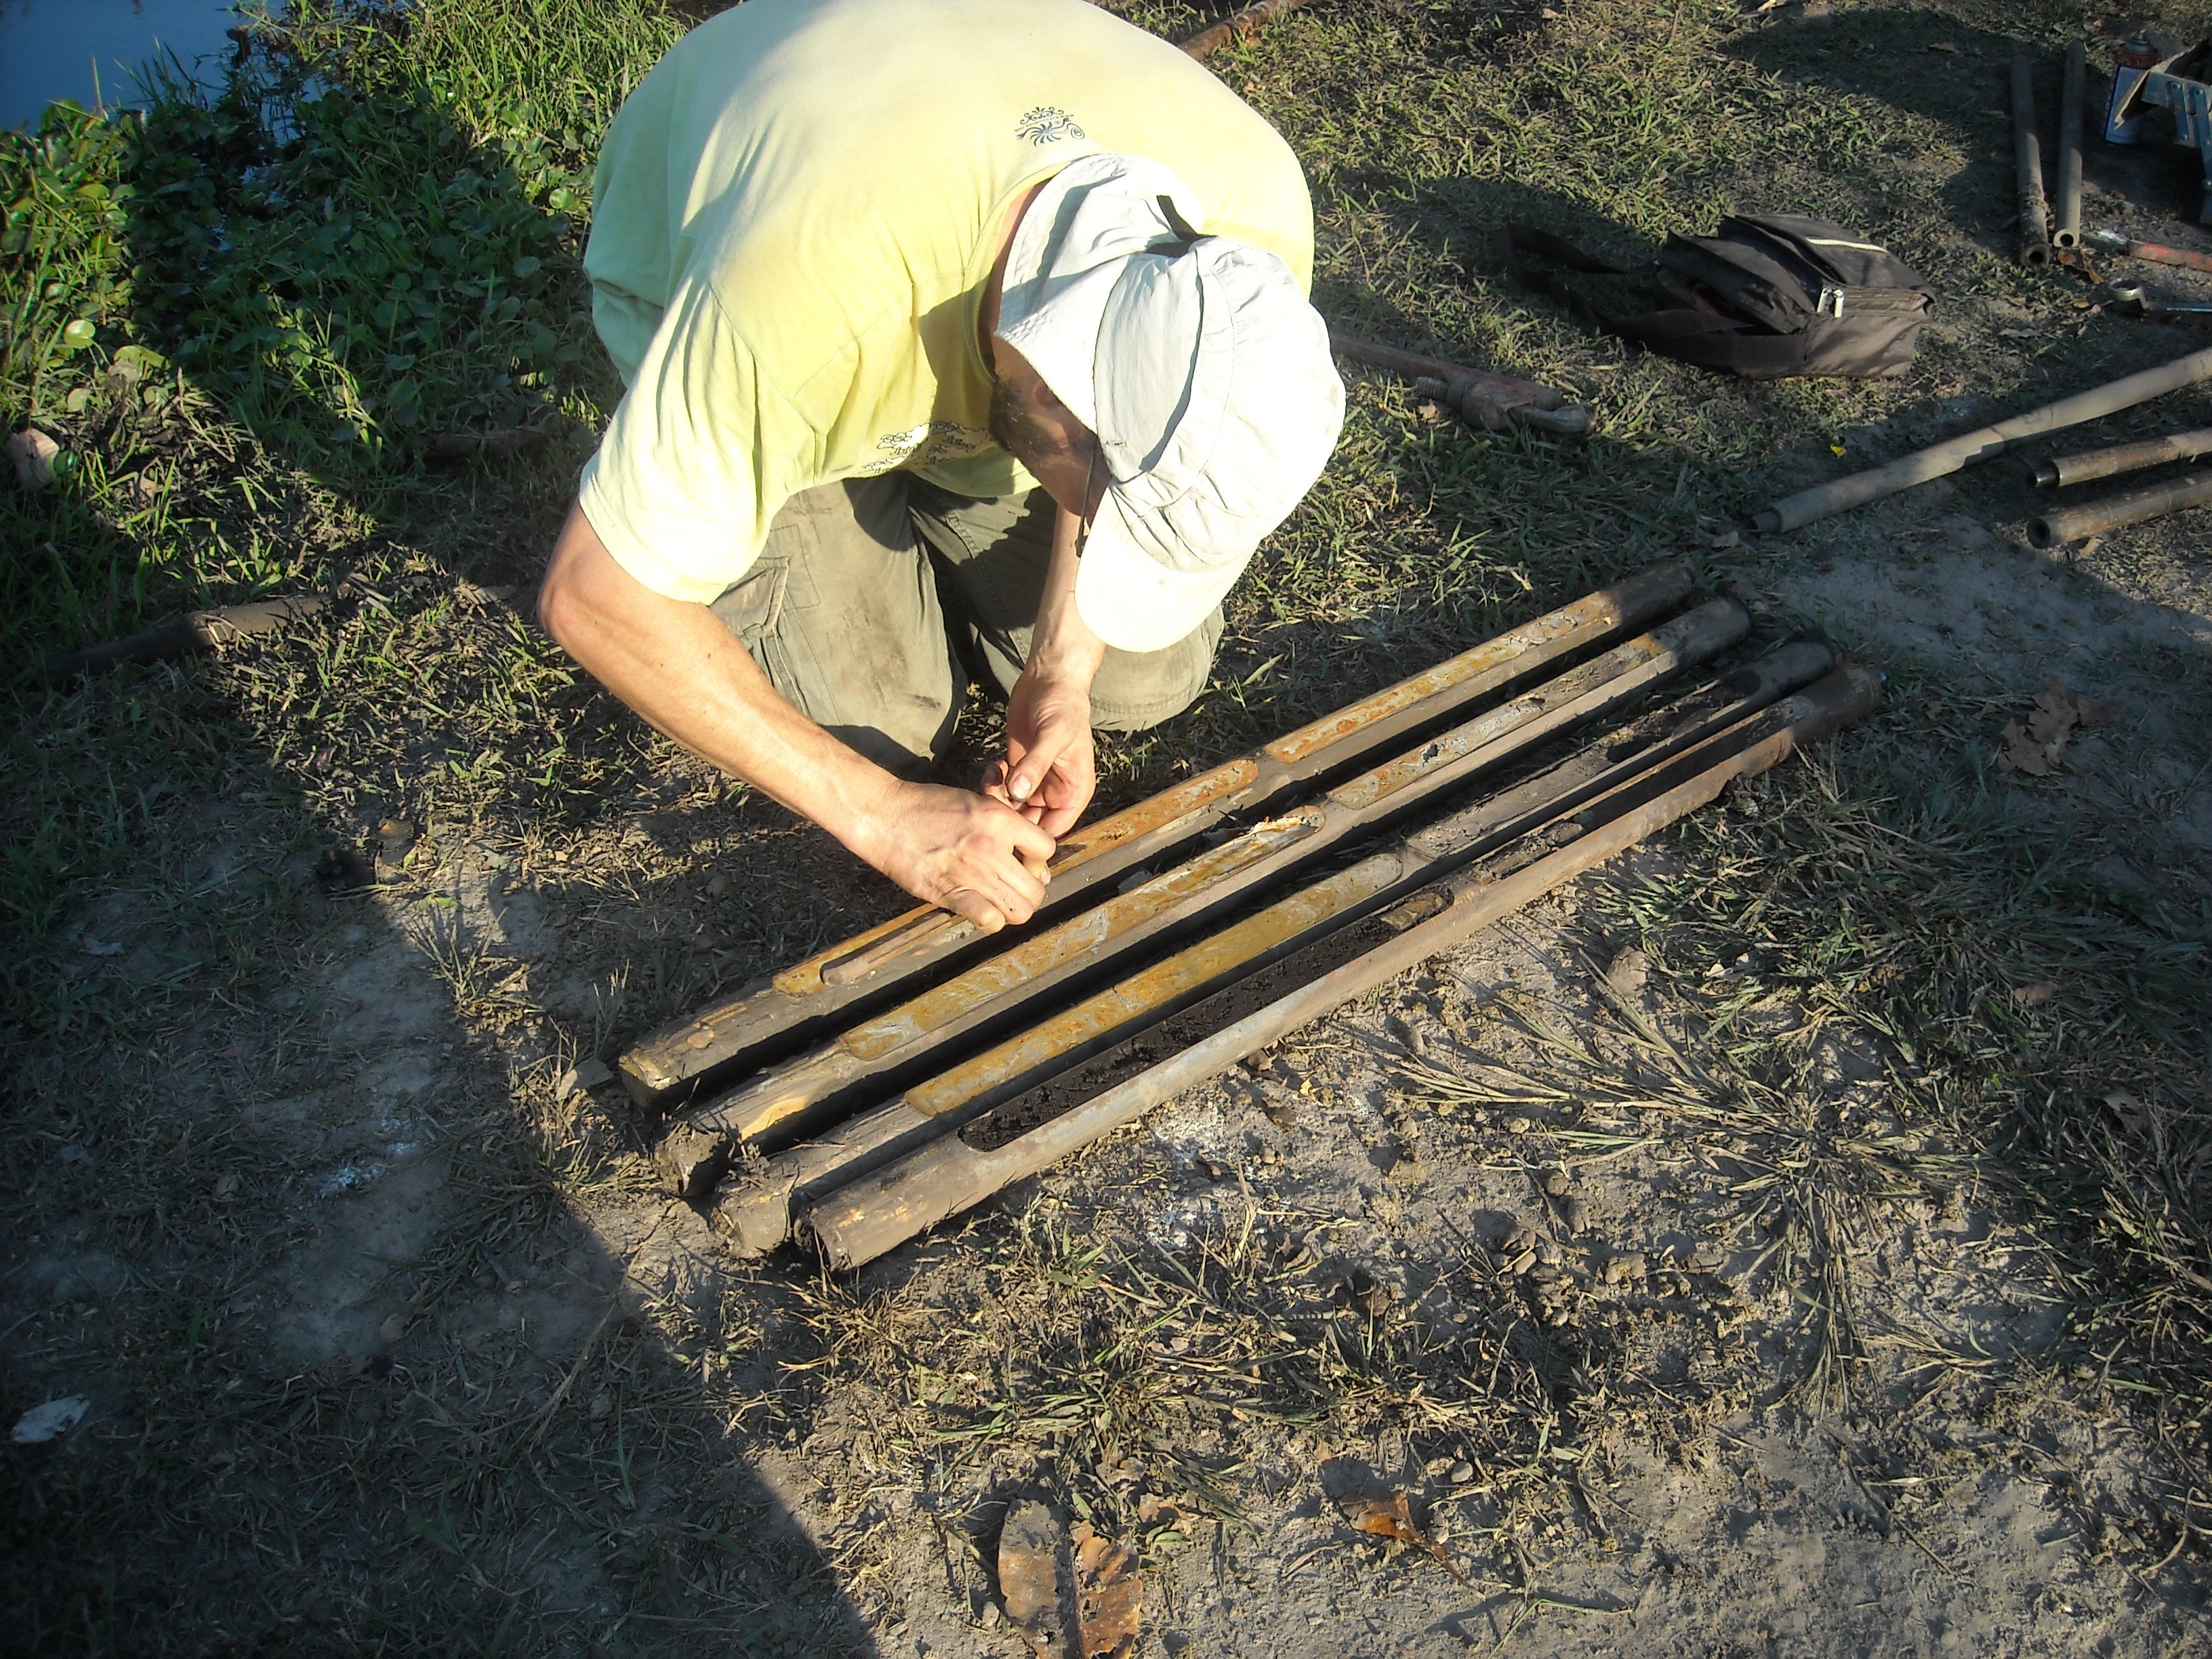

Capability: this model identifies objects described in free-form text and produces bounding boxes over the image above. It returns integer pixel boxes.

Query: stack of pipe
[2028,425,2212,547]
[621,570,1879,1269]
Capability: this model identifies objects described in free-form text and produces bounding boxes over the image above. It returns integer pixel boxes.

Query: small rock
[1542,1169,1571,1197]
[1449,1460,1474,1483]
[1505,1115,1533,1135]
[1602,1253,1647,1286]
[1562,1195,1590,1233]
[1534,1237,1563,1268]
[7,426,60,490]
[377,1313,410,1346]
[1506,1248,1538,1276]
[1604,946,1650,1002]
[213,1170,242,1201]
[589,1391,613,1420]
[557,1057,614,1097]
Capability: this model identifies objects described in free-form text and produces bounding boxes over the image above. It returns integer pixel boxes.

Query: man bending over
[539,0,1344,933]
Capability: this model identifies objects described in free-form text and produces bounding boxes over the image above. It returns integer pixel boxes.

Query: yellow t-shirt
[577,0,1315,605]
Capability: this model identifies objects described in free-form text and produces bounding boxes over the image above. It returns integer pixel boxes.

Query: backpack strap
[1505,222,1814,378]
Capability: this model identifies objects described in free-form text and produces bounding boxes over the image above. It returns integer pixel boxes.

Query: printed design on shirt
[1015,106,1086,146]
[855,421,994,475]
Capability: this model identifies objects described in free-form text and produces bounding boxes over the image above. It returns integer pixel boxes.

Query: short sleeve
[577,282,808,604]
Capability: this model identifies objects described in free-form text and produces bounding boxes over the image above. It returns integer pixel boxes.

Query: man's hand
[857,779,1057,932]
[985,668,1097,838]
[541,504,1056,930]
[982,498,1107,838]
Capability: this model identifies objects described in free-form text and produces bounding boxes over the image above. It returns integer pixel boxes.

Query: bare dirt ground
[7,1,2212,1655]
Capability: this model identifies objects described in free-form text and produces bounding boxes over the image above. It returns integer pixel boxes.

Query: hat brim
[1073,493,1250,655]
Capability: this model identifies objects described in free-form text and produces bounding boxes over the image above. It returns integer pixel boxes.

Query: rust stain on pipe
[842,813,1322,1061]
[1266,586,1628,766]
[905,853,1408,1120]
[1321,605,1736,813]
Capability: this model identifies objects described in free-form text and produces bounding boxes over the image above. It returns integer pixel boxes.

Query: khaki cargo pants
[708,474,1223,775]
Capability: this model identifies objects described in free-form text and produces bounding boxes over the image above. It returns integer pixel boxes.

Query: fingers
[937,886,1007,934]
[1004,716,1071,806]
[1036,784,1093,840]
[1002,807,1057,874]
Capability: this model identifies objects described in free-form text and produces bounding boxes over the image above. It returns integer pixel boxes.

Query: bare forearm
[537,504,1057,928]
[1027,504,1107,683]
[537,506,896,860]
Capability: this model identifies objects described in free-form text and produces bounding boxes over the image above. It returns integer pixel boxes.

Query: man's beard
[988,374,1073,472]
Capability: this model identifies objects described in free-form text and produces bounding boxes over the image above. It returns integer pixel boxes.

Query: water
[1,0,248,130]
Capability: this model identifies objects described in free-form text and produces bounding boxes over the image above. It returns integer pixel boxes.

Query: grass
[4,0,2212,1650]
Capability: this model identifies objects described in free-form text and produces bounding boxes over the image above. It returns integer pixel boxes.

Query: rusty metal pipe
[1179,0,1315,60]
[658,598,1749,1193]
[2083,228,2212,276]
[803,665,1883,1270]
[2030,426,2212,487]
[710,638,1833,1252]
[2054,42,2085,250]
[40,593,330,683]
[618,566,1693,1109]
[1755,345,2212,532]
[2014,56,2052,268]
[2028,468,2212,546]
[1330,330,1593,436]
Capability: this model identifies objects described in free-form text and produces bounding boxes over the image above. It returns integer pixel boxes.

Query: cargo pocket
[709,558,790,644]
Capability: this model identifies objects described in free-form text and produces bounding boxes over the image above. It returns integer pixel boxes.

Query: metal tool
[2105,281,2212,320]
[2105,36,2212,224]
[1330,331,1595,435]
[1179,0,1314,61]
[2082,226,2212,274]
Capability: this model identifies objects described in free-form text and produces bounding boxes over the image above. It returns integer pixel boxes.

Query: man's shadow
[2,20,894,1654]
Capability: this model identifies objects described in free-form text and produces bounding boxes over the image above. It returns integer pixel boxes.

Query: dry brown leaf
[1071,1522,1143,1658]
[1997,720,2055,776]
[2026,691,2076,746]
[2104,1090,2160,1141]
[2077,699,2124,728]
[2011,981,2059,1007]
[7,426,60,490]
[998,1500,1064,1658]
[1133,1492,1187,1528]
[1340,1492,1470,1584]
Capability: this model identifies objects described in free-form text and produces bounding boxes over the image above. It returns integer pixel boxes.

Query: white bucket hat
[994,154,1345,654]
